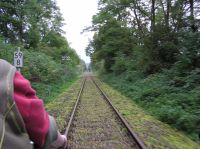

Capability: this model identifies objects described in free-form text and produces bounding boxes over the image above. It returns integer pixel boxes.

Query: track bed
[67,77,142,149]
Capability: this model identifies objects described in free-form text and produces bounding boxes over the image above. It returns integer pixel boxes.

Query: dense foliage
[0,0,83,102]
[86,0,200,142]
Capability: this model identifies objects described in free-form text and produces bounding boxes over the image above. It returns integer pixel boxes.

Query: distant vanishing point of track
[64,75,146,149]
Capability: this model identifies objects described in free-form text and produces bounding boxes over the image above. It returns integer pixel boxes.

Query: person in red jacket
[14,71,67,149]
[0,59,67,149]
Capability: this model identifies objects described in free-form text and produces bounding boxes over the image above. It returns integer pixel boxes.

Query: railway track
[64,76,146,149]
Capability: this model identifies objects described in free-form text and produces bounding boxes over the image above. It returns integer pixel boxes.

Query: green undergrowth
[45,79,83,131]
[101,71,200,143]
[34,76,79,104]
[95,78,200,149]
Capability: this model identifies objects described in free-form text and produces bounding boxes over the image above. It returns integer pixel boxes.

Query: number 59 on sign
[14,50,23,67]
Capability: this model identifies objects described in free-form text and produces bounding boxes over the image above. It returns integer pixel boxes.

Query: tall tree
[0,0,64,48]
[86,0,200,74]
[188,0,197,32]
[159,0,171,28]
[151,0,156,32]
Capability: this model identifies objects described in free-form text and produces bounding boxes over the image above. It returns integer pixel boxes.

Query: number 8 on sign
[14,48,23,68]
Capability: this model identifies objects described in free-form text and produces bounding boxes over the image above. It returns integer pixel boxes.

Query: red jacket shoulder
[14,71,50,147]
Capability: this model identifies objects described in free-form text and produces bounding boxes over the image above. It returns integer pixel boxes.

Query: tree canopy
[87,0,200,74]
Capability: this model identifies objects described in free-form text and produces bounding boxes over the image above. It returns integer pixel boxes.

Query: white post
[14,47,23,72]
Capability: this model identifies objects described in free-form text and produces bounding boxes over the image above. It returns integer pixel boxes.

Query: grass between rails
[68,78,135,148]
[95,78,200,149]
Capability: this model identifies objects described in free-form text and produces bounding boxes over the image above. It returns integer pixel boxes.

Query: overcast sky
[56,0,99,63]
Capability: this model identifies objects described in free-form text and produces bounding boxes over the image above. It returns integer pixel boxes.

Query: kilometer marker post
[14,47,23,72]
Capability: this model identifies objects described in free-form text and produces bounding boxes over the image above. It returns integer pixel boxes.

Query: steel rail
[91,77,147,149]
[64,78,86,137]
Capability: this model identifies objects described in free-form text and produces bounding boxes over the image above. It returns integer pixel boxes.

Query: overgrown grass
[32,76,79,104]
[96,78,200,149]
[45,79,83,131]
[101,69,200,143]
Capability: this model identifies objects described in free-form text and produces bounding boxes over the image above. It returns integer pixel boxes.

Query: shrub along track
[65,76,146,149]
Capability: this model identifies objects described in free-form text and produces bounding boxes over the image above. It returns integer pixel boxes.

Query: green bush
[22,51,61,83]
[0,37,81,103]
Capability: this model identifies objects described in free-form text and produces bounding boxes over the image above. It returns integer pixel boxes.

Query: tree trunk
[166,0,171,28]
[160,0,171,28]
[133,1,142,32]
[151,0,156,32]
[189,0,196,32]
